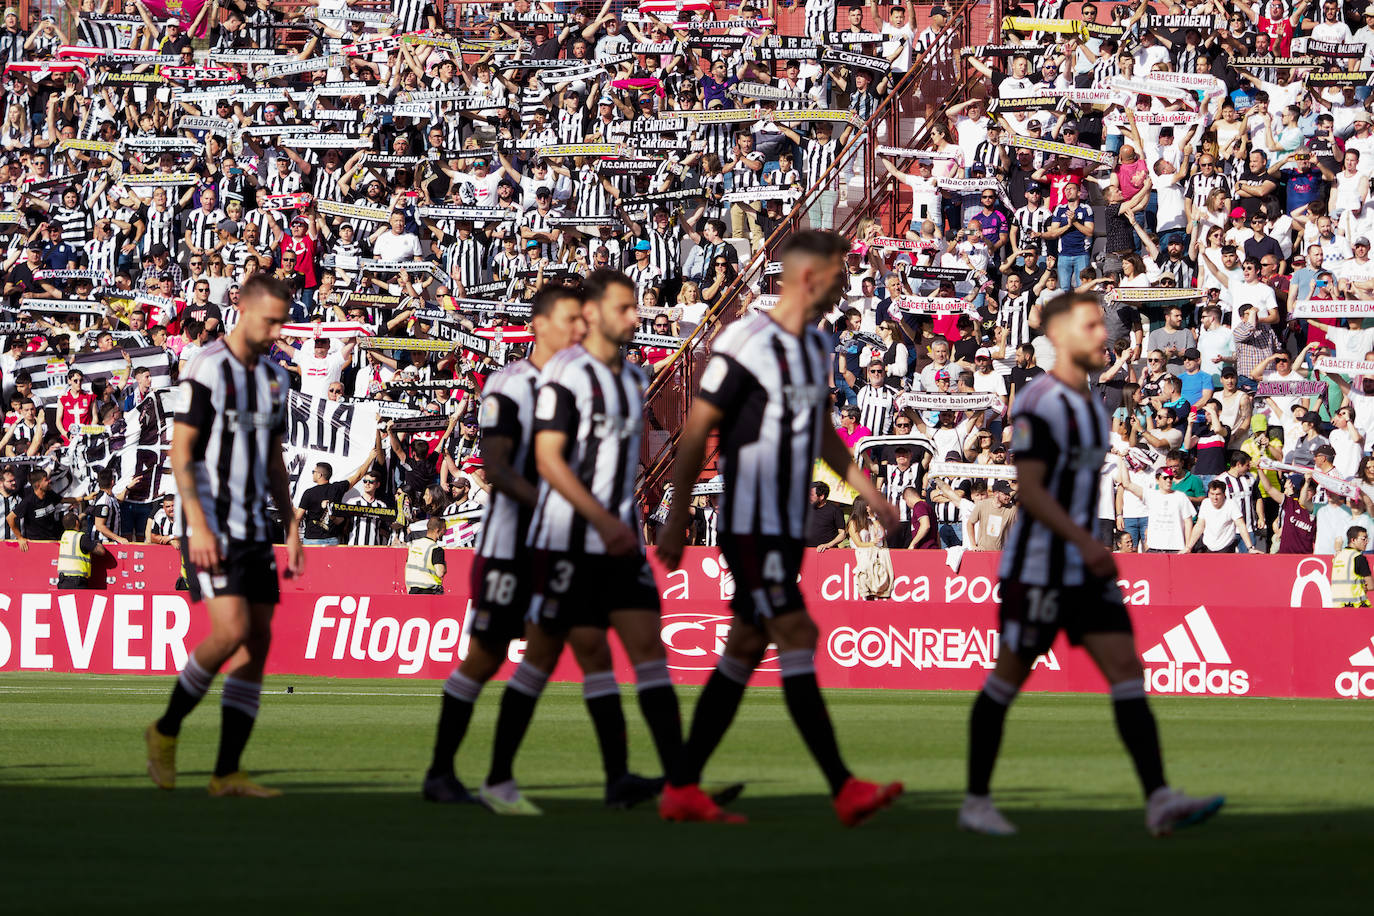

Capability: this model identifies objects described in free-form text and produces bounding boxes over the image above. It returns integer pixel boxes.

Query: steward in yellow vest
[405,517,448,595]
[57,513,107,590]
[1331,527,1371,608]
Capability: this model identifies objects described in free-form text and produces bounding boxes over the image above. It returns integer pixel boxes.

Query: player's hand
[1079,538,1117,579]
[657,524,687,570]
[285,529,305,578]
[188,528,221,574]
[873,497,900,533]
[597,517,638,556]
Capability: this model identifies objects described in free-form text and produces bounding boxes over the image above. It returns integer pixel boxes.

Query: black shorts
[468,554,533,649]
[180,536,280,605]
[718,533,806,624]
[999,577,1133,662]
[527,550,660,634]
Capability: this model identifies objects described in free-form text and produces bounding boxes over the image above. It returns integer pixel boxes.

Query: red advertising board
[0,545,1371,699]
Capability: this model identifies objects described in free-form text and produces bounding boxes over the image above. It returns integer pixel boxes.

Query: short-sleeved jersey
[474,358,540,561]
[174,339,290,543]
[528,346,647,554]
[999,374,1108,587]
[698,312,832,540]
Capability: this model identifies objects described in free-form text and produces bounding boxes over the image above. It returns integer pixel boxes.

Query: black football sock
[156,654,214,738]
[582,672,628,784]
[1110,679,1166,798]
[669,655,754,787]
[779,650,851,796]
[485,663,548,787]
[213,678,260,778]
[633,659,682,774]
[428,670,483,780]
[967,674,1019,797]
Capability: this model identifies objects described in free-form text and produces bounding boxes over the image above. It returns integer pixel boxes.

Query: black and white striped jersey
[800,135,839,186]
[804,0,836,41]
[998,291,1033,348]
[474,359,540,561]
[52,205,90,246]
[0,490,21,539]
[999,374,1109,587]
[644,226,680,278]
[1221,471,1257,531]
[1013,204,1052,257]
[556,108,587,144]
[85,236,119,280]
[885,462,923,522]
[1185,170,1233,209]
[90,490,121,543]
[856,382,899,435]
[344,495,391,546]
[142,205,177,254]
[266,170,302,197]
[528,346,647,554]
[443,234,487,288]
[185,207,227,252]
[698,312,832,540]
[174,340,290,543]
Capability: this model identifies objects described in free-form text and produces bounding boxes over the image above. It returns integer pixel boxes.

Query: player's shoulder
[486,357,539,394]
[1010,373,1064,419]
[183,339,230,385]
[538,344,589,385]
[714,311,774,357]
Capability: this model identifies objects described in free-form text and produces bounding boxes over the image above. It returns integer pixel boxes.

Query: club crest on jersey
[782,383,828,410]
[480,395,500,427]
[1010,416,1034,451]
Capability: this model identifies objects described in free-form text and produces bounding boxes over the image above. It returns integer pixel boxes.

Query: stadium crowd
[815,0,1374,576]
[8,0,1374,581]
[0,0,930,551]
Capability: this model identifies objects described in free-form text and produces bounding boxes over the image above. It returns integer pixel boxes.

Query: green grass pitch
[2,673,1369,913]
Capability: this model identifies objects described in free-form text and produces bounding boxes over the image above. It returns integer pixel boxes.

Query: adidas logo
[1335,635,1374,698]
[1141,607,1250,696]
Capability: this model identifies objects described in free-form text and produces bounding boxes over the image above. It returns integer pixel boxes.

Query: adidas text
[1145,662,1250,696]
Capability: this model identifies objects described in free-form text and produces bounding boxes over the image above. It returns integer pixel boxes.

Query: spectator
[966,480,1018,551]
[1185,480,1256,554]
[805,482,848,551]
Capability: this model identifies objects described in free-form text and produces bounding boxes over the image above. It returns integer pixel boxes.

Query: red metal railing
[635,0,993,503]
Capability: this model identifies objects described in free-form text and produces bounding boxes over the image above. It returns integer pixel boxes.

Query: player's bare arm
[481,432,538,507]
[170,419,218,573]
[659,398,725,570]
[267,433,304,578]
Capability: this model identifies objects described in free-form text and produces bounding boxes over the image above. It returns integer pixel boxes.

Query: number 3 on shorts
[1026,587,1059,623]
[548,559,574,594]
[762,551,785,583]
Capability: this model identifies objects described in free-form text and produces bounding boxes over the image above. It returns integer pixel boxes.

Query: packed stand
[0,0,919,553]
[816,0,1374,579]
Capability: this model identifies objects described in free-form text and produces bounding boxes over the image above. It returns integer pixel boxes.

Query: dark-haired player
[144,274,304,798]
[477,270,683,815]
[960,291,1223,836]
[422,283,660,811]
[657,230,904,825]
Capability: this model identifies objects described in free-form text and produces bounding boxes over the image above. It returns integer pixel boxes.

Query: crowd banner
[1292,299,1374,319]
[928,460,1018,479]
[890,295,971,314]
[1315,356,1374,376]
[283,391,381,504]
[1256,379,1328,397]
[1104,110,1204,127]
[898,392,1002,412]
[1000,16,1087,36]
[1006,135,1115,164]
[1105,75,1197,103]
[1107,287,1206,302]
[3,549,1369,699]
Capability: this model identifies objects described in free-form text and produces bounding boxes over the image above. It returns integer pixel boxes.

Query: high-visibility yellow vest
[1331,547,1367,606]
[58,530,91,579]
[405,537,443,591]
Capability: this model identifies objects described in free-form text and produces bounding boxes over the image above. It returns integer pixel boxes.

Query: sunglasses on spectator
[362,478,378,484]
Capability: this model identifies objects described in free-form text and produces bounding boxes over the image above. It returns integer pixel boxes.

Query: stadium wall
[0,547,1371,700]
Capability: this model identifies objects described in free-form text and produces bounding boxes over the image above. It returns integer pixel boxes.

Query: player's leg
[426,559,523,802]
[1081,631,1224,835]
[424,640,504,802]
[146,593,252,789]
[765,608,904,825]
[481,622,563,814]
[960,579,1044,835]
[609,608,682,776]
[207,600,279,797]
[668,616,768,789]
